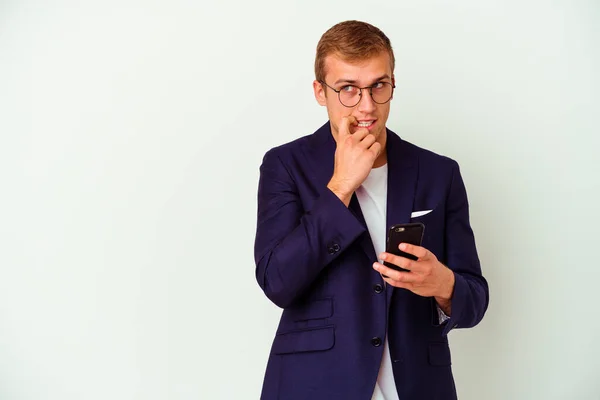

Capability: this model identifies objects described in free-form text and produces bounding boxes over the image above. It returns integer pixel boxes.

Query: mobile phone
[383,223,425,272]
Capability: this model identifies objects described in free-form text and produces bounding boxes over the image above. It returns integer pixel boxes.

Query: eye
[372,82,385,89]
[341,85,358,93]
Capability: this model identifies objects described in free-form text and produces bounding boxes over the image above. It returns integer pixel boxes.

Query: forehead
[323,52,393,85]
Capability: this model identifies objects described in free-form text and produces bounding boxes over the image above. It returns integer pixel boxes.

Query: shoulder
[411,142,457,169]
[260,122,330,166]
[388,130,459,172]
[262,134,313,162]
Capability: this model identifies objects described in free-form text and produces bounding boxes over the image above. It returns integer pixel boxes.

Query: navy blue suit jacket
[254,122,489,399]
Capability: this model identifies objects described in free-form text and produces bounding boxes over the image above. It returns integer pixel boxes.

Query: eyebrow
[333,74,391,86]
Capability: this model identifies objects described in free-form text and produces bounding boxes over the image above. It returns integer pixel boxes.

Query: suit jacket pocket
[410,207,444,256]
[286,298,333,321]
[410,207,439,225]
[273,326,335,355]
[428,342,452,366]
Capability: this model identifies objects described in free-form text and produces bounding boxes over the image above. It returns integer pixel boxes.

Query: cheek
[327,104,352,125]
[377,106,391,126]
[379,104,391,119]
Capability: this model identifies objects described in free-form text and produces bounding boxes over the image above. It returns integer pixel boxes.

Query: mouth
[357,119,377,131]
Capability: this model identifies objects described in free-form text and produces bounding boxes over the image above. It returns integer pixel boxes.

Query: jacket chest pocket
[410,208,444,258]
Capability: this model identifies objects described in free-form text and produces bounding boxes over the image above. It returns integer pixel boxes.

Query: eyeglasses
[319,80,395,108]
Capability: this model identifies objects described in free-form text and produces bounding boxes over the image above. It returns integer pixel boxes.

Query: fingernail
[379,253,386,260]
[399,243,407,251]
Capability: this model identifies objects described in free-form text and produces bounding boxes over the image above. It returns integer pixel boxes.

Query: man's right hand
[327,116,382,206]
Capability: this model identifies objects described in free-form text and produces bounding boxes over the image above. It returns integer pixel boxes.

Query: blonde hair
[315,20,395,82]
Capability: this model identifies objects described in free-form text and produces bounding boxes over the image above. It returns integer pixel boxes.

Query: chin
[374,126,386,138]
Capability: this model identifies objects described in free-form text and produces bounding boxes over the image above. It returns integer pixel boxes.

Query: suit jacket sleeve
[438,160,489,336]
[254,149,366,308]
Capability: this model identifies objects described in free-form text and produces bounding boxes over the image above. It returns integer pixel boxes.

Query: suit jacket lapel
[304,122,336,192]
[385,129,418,231]
[385,129,419,302]
[304,122,377,262]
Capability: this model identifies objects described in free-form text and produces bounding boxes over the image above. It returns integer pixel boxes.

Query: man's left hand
[373,243,455,313]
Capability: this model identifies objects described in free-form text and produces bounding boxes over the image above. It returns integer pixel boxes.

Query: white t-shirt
[354,164,400,400]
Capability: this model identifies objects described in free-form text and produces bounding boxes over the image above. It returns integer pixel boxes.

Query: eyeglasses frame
[318,80,396,108]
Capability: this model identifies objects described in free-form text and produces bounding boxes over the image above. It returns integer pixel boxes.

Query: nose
[356,88,377,113]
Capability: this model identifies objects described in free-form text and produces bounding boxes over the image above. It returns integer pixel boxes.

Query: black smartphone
[383,223,425,272]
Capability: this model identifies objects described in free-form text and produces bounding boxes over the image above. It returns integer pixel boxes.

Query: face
[313,52,395,148]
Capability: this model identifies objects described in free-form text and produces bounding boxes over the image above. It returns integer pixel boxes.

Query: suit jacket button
[371,337,382,347]
[374,284,383,293]
[332,243,340,252]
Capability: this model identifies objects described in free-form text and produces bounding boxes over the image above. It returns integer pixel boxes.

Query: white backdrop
[1,1,599,399]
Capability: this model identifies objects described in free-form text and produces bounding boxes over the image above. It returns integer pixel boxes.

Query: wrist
[437,268,455,301]
[327,179,353,206]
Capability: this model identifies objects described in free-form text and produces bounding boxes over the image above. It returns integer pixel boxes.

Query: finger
[378,253,414,272]
[373,261,403,280]
[399,243,430,260]
[373,262,419,283]
[368,142,382,158]
[359,133,376,149]
[351,127,370,142]
[383,276,413,290]
[339,116,358,138]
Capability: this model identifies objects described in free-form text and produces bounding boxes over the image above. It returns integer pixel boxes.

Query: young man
[254,20,489,400]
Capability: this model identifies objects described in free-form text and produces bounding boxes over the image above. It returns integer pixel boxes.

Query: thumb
[339,116,357,139]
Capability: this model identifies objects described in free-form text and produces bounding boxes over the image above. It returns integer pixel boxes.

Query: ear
[313,80,327,106]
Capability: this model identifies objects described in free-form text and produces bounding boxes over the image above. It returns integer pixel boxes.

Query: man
[254,20,488,400]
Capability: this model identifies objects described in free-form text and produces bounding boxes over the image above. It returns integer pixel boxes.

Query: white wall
[1,1,598,399]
